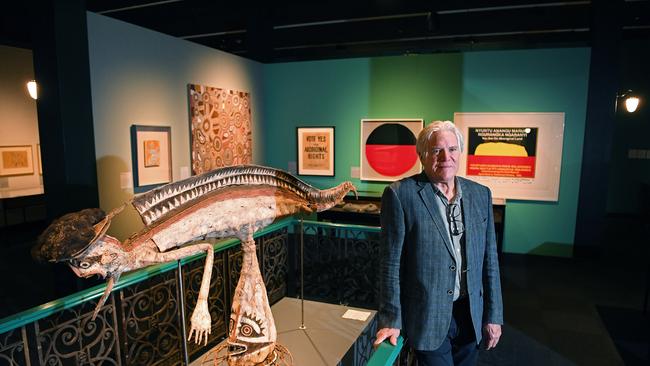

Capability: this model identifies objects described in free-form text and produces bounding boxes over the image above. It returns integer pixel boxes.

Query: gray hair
[416,120,464,161]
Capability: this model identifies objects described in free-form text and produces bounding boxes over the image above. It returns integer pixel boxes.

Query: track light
[616,90,640,113]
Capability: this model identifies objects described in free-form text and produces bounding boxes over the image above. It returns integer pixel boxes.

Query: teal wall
[461,49,591,256]
[263,54,462,194]
[264,48,591,257]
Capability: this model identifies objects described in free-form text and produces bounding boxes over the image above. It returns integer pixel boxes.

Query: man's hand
[483,323,501,350]
[373,328,400,348]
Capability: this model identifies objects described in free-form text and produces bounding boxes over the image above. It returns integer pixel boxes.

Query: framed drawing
[0,145,34,176]
[455,112,565,201]
[188,84,252,175]
[297,126,335,176]
[130,125,172,193]
[360,119,423,181]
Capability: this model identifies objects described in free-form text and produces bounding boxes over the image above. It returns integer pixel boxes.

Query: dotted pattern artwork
[188,84,252,175]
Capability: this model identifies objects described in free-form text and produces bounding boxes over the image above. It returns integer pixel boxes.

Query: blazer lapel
[416,173,456,258]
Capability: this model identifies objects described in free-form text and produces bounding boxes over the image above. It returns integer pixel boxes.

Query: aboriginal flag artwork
[360,119,423,181]
[466,127,538,178]
[188,84,252,175]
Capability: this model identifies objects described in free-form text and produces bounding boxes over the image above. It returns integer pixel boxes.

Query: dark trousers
[415,298,478,366]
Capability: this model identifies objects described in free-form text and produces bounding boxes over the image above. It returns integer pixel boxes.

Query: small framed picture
[297,126,335,176]
[130,125,172,193]
[0,145,34,177]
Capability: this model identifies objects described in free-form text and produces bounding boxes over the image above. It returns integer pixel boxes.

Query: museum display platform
[191,297,377,366]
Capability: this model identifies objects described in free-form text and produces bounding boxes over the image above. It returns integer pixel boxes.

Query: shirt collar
[431,177,463,203]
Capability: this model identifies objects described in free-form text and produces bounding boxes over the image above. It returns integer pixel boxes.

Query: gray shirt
[431,178,468,301]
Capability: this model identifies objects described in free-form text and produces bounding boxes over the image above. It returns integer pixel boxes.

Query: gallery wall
[86,12,264,239]
[263,48,591,256]
[82,10,593,256]
[0,45,43,196]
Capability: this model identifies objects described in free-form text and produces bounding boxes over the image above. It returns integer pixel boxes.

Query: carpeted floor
[595,306,649,366]
[474,254,649,366]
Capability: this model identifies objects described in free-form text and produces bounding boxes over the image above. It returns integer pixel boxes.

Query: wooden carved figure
[32,165,356,364]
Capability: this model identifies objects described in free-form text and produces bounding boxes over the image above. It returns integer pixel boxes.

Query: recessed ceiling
[3,1,650,62]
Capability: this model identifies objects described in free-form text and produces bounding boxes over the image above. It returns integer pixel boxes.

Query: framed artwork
[130,125,172,193]
[360,119,423,181]
[0,145,34,177]
[297,127,335,176]
[455,112,565,201]
[188,84,252,175]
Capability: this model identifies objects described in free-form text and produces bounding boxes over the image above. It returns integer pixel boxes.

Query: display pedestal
[191,297,377,366]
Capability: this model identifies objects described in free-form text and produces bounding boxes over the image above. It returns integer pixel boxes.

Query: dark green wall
[263,48,591,256]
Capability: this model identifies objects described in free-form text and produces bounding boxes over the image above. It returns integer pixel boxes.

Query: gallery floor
[478,253,649,366]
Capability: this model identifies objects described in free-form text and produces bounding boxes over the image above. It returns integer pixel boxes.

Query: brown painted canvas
[188,84,252,175]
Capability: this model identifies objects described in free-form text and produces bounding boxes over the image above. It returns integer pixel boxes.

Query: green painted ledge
[299,219,381,232]
[367,336,404,366]
[0,217,296,334]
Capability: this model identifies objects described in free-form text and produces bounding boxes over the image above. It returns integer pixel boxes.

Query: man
[374,121,503,366]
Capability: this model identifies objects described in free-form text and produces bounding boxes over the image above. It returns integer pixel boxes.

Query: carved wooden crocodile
[33,164,356,365]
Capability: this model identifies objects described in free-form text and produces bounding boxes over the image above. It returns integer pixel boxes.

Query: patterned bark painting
[188,84,252,175]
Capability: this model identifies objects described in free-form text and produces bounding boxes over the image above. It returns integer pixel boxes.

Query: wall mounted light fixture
[27,80,38,100]
[616,90,640,113]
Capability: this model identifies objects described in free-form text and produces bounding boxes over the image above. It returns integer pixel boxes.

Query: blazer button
[450,265,456,271]
[447,290,453,295]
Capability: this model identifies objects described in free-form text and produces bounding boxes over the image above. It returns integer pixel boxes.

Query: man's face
[422,130,461,184]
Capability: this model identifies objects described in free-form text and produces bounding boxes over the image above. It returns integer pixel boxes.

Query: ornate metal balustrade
[0,218,395,366]
[293,221,381,310]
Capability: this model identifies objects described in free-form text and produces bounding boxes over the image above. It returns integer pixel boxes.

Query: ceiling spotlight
[616,90,640,113]
[27,80,38,100]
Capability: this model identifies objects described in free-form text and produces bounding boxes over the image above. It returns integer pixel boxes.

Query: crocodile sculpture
[33,164,356,365]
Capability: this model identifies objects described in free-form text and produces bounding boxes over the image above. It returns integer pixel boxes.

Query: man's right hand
[373,328,400,348]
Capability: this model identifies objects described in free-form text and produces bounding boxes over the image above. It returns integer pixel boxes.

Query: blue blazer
[377,172,503,350]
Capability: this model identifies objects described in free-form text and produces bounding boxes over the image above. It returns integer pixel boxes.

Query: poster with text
[467,127,538,178]
[297,127,334,176]
[455,113,564,202]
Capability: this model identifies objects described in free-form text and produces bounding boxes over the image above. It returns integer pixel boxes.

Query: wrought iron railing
[0,218,401,366]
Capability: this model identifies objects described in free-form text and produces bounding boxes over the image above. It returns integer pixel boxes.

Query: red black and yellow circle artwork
[360,119,423,181]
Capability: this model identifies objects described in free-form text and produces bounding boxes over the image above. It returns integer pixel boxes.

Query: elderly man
[373,121,503,366]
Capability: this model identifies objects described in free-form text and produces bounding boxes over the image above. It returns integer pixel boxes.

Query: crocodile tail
[310,181,357,212]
